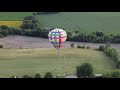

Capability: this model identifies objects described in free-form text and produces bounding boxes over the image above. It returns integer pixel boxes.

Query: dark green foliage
[103,45,119,68]
[0,45,3,48]
[76,63,94,78]
[71,43,74,48]
[98,45,105,51]
[117,61,120,69]
[21,15,39,30]
[111,71,120,78]
[102,73,111,78]
[10,75,18,78]
[22,75,33,78]
[34,73,41,78]
[77,45,81,48]
[44,72,53,78]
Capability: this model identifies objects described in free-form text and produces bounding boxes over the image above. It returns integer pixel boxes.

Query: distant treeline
[33,12,60,15]
[0,15,120,43]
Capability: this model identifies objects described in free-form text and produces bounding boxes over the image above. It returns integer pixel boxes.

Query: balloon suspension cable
[56,48,64,59]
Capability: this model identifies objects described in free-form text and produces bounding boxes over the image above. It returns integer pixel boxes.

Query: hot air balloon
[48,28,67,59]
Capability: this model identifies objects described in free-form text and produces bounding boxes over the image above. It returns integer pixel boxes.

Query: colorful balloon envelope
[48,28,67,49]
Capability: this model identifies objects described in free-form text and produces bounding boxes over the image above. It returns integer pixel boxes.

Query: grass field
[0,48,118,78]
[0,12,32,21]
[38,12,120,35]
[0,21,22,28]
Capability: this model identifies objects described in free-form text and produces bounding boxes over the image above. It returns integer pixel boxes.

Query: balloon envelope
[48,28,67,49]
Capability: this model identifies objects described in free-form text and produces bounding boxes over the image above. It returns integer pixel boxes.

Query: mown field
[0,48,118,78]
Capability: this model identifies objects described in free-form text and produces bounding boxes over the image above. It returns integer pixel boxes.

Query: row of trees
[98,45,120,68]
[11,72,53,78]
[67,31,120,43]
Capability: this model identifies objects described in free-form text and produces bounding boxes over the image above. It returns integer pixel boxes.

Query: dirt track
[0,35,120,53]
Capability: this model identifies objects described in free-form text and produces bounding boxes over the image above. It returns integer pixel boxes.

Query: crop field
[0,12,32,20]
[0,21,22,28]
[0,12,120,34]
[38,12,120,35]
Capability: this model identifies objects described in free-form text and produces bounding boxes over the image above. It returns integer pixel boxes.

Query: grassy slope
[0,48,118,77]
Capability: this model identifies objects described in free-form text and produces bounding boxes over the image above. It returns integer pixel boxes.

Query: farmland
[0,21,22,28]
[0,48,118,77]
[0,12,120,78]
[38,12,120,35]
[0,12,120,34]
[0,12,32,21]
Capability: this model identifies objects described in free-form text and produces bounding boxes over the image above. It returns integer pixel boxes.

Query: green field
[38,12,120,35]
[0,48,118,78]
[0,12,120,34]
[0,12,32,21]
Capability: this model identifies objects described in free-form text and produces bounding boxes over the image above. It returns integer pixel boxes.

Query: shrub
[102,73,111,78]
[34,73,41,78]
[76,63,94,78]
[81,45,85,49]
[71,43,74,48]
[77,45,81,48]
[111,71,120,78]
[10,75,18,78]
[44,72,53,78]
[0,45,3,48]
[22,75,33,78]
[117,61,120,69]
[86,46,90,49]
[98,45,105,51]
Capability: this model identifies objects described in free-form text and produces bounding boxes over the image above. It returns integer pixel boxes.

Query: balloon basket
[57,56,64,60]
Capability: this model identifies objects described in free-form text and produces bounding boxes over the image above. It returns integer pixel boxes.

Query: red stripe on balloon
[58,31,61,48]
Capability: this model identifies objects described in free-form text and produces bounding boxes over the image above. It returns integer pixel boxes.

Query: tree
[22,75,33,78]
[71,43,74,48]
[44,72,53,78]
[34,73,41,78]
[98,45,105,51]
[76,63,94,78]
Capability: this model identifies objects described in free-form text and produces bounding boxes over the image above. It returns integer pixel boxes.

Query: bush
[22,75,33,78]
[77,45,81,48]
[34,73,41,78]
[81,45,85,49]
[86,46,90,49]
[117,61,120,69]
[76,63,94,78]
[111,71,120,78]
[0,45,3,48]
[10,75,18,78]
[71,43,74,48]
[44,72,53,78]
[102,73,111,78]
[98,45,105,51]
